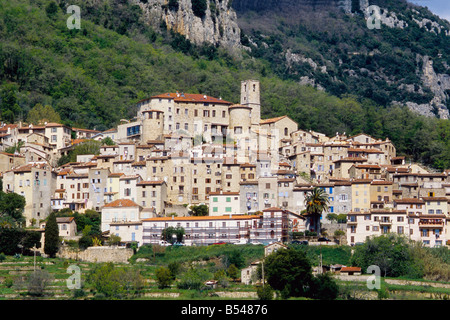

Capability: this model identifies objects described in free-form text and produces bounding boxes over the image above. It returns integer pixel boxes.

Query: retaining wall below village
[57,246,134,263]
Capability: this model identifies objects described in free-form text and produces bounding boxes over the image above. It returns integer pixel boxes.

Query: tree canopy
[44,212,60,258]
[26,103,61,125]
[0,191,26,227]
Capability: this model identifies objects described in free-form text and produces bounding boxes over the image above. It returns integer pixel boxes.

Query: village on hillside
[1,80,449,250]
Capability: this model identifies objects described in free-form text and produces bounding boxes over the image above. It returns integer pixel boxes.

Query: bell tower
[240,80,261,127]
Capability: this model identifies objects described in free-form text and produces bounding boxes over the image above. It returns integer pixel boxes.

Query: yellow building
[351,179,372,213]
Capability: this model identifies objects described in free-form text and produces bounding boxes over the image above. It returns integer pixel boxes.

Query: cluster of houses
[1,79,450,248]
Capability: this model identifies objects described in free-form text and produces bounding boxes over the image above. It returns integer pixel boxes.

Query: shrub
[27,270,53,296]
[155,266,174,289]
[226,264,239,281]
[308,273,339,300]
[177,267,211,290]
[87,263,143,299]
[191,0,207,17]
[256,284,274,300]
[168,0,179,11]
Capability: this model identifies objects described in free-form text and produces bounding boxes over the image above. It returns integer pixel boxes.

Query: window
[213,207,218,212]
[213,197,218,202]
[226,197,231,202]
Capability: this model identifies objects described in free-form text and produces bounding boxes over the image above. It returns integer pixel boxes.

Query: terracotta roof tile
[103,199,140,208]
[150,93,232,105]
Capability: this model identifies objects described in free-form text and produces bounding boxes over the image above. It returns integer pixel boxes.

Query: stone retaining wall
[57,246,133,263]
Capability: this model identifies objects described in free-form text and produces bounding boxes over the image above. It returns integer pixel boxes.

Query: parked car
[291,240,309,245]
[172,242,184,246]
[159,240,171,246]
[211,241,227,245]
[318,237,331,242]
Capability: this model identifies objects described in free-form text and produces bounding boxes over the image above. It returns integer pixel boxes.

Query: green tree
[263,248,313,299]
[304,187,329,235]
[224,249,245,269]
[155,266,174,289]
[256,284,274,300]
[101,137,115,146]
[308,273,339,300]
[0,83,21,123]
[161,226,185,244]
[45,1,59,19]
[168,261,181,280]
[57,140,102,166]
[191,0,207,17]
[0,191,26,227]
[334,230,345,245]
[351,234,423,278]
[227,264,239,281]
[44,212,60,258]
[0,228,40,255]
[189,204,208,216]
[88,263,142,299]
[27,103,61,125]
[168,0,179,11]
[4,141,24,155]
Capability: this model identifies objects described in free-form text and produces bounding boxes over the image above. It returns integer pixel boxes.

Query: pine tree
[44,212,59,258]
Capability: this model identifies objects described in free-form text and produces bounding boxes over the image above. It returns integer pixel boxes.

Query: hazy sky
[408,0,450,22]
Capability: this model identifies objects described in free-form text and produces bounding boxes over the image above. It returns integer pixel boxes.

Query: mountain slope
[233,0,450,118]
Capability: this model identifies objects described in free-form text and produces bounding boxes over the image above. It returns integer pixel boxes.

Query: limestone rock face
[421,55,450,119]
[132,0,241,48]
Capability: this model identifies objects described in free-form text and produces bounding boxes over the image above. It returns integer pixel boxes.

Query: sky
[408,0,450,22]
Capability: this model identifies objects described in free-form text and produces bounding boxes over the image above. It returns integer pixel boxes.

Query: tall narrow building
[240,80,261,128]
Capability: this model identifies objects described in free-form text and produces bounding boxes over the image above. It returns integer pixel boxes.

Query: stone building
[3,163,56,227]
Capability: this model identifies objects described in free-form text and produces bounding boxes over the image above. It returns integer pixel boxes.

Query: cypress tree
[44,212,59,258]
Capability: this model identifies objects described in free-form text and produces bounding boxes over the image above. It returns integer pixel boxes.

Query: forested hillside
[0,0,450,169]
[234,0,450,116]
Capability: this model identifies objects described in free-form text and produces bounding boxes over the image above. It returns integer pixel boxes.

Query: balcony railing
[419,220,444,228]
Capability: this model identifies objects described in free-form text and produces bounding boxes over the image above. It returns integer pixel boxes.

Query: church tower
[141,109,164,143]
[240,80,261,127]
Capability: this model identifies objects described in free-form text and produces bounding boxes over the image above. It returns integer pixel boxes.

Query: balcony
[419,219,444,228]
[379,219,392,226]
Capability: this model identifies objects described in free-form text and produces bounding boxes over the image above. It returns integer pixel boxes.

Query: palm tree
[304,187,329,236]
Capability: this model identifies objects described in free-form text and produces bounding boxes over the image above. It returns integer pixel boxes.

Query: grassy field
[0,244,448,300]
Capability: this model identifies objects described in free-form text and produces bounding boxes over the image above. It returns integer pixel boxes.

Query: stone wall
[57,246,134,264]
[321,222,347,245]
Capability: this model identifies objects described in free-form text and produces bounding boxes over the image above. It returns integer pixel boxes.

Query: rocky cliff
[131,0,241,48]
[405,55,450,119]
